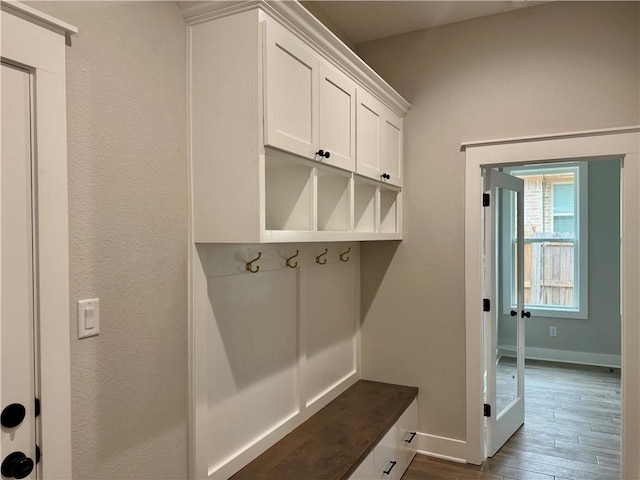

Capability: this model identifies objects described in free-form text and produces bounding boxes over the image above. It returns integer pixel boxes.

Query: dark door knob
[510,310,517,317]
[522,310,531,318]
[2,452,34,479]
[381,173,391,180]
[315,149,330,159]
[1,403,26,428]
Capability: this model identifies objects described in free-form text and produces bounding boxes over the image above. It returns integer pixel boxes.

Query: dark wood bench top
[230,380,418,480]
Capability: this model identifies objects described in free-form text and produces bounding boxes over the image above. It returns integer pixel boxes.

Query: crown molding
[181,0,411,116]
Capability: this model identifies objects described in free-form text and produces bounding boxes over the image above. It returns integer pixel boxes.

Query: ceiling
[300,1,546,47]
[177,1,547,49]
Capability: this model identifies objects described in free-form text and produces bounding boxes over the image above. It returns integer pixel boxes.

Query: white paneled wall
[304,262,358,407]
[207,269,299,473]
[192,243,360,479]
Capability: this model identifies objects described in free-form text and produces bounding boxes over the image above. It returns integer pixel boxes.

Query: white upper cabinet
[185,1,409,243]
[381,110,403,187]
[356,88,403,187]
[264,20,319,158]
[318,61,356,171]
[356,88,383,180]
[265,20,356,171]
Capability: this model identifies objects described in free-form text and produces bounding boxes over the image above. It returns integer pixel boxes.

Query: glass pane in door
[496,188,520,417]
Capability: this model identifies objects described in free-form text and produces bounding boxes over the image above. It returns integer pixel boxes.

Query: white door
[484,169,525,457]
[1,62,38,479]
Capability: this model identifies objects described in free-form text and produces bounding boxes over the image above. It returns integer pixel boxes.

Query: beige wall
[357,1,639,441]
[26,2,188,478]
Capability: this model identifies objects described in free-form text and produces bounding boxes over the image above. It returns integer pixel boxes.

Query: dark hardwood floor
[402,360,621,480]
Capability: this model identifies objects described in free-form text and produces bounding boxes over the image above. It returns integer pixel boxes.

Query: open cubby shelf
[265,156,313,231]
[264,150,401,240]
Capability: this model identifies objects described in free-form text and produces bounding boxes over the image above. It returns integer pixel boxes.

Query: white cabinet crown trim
[181,0,411,117]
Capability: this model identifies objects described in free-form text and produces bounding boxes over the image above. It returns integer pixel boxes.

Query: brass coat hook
[246,252,261,273]
[286,250,299,268]
[339,247,351,262]
[316,248,328,265]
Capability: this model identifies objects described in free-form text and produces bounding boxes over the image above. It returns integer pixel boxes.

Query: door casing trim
[463,126,640,478]
[1,3,75,477]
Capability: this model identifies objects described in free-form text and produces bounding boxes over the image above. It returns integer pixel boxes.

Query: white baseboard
[499,345,620,368]
[415,432,467,463]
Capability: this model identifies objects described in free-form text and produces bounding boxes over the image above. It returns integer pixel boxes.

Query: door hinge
[482,193,490,207]
[484,403,491,417]
[483,298,491,312]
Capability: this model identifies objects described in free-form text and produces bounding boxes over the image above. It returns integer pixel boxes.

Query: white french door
[1,62,38,479]
[484,169,525,457]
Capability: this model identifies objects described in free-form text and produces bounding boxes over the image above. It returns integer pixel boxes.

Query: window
[552,183,574,235]
[503,162,588,318]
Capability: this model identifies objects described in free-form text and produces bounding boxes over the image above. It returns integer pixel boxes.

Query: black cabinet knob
[315,149,330,159]
[522,311,531,318]
[2,452,34,479]
[510,310,517,317]
[1,403,26,428]
[381,173,391,180]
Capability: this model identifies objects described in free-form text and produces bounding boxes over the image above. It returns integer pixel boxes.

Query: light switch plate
[78,298,100,339]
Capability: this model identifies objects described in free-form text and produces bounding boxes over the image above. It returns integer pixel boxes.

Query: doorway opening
[485,158,622,479]
[462,127,640,479]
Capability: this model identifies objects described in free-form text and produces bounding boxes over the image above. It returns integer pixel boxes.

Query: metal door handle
[2,452,34,479]
[1,403,26,428]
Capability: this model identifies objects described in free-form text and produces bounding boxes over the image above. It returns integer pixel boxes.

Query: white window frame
[502,162,588,319]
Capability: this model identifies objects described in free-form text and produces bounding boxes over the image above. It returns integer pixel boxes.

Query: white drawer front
[374,424,401,480]
[397,399,418,476]
[349,450,375,480]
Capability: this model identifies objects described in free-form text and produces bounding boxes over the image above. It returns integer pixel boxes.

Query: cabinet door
[318,61,356,171]
[381,109,403,187]
[264,20,319,158]
[356,88,383,181]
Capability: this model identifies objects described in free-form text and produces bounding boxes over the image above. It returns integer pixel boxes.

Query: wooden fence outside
[523,241,574,307]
